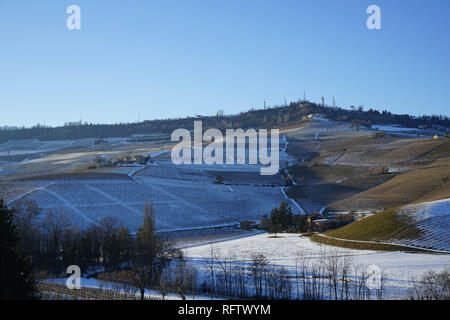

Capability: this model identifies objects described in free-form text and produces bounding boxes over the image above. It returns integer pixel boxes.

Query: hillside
[312,198,450,253]
[284,122,450,214]
[321,208,414,241]
[328,164,450,212]
[1,100,448,143]
[1,105,449,251]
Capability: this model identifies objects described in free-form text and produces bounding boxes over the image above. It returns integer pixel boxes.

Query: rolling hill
[312,198,450,253]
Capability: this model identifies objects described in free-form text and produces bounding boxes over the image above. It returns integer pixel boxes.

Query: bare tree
[214,250,234,297]
[375,269,387,300]
[409,269,450,300]
[41,209,71,271]
[350,263,370,300]
[295,253,302,299]
[205,246,216,296]
[157,267,172,300]
[11,199,41,258]
[325,251,341,300]
[249,253,268,298]
[172,251,197,300]
[232,263,247,298]
[132,264,152,300]
[340,254,353,300]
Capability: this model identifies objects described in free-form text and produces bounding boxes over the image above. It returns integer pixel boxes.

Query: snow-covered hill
[386,198,450,252]
[398,198,450,222]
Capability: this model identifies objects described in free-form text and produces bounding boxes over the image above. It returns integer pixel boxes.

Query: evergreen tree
[134,201,158,299]
[117,226,132,264]
[270,202,293,235]
[0,200,36,299]
[138,201,156,261]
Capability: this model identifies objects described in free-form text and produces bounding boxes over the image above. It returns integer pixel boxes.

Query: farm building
[240,220,258,230]
[313,218,346,232]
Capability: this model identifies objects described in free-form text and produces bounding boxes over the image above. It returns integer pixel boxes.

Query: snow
[42,188,101,227]
[4,124,448,299]
[370,124,446,137]
[183,233,450,299]
[315,141,321,152]
[398,198,450,222]
[372,125,421,132]
[149,150,169,158]
[280,186,305,214]
[0,138,96,157]
[41,278,219,300]
[6,182,55,206]
[38,232,450,300]
[384,199,450,252]
[326,152,343,165]
[8,164,289,232]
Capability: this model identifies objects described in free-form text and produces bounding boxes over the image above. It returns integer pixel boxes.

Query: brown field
[373,138,447,165]
[328,165,450,212]
[289,165,365,184]
[283,122,450,214]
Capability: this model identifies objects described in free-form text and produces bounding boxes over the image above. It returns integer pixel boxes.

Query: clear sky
[1,0,449,127]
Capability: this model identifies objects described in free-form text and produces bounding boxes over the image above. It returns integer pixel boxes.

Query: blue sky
[0,0,449,127]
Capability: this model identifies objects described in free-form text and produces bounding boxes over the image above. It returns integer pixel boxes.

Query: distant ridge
[1,100,449,142]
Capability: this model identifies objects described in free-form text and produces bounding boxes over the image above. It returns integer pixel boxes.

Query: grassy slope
[310,208,426,252]
[373,138,446,165]
[288,135,450,213]
[415,140,450,161]
[306,139,450,252]
[329,165,450,211]
[309,234,415,252]
[288,165,362,184]
[324,208,410,241]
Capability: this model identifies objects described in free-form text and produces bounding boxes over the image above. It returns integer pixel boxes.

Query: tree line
[201,247,389,300]
[1,100,448,143]
[2,199,194,300]
[1,198,448,300]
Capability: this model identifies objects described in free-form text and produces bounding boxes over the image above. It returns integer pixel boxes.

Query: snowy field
[7,162,296,232]
[183,233,450,299]
[372,125,422,133]
[3,134,300,232]
[0,138,97,156]
[0,136,170,178]
[41,233,450,300]
[0,136,166,157]
[160,227,264,248]
[3,124,448,300]
[42,277,217,300]
[398,198,450,222]
[386,198,450,252]
[371,124,444,135]
[283,120,357,141]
